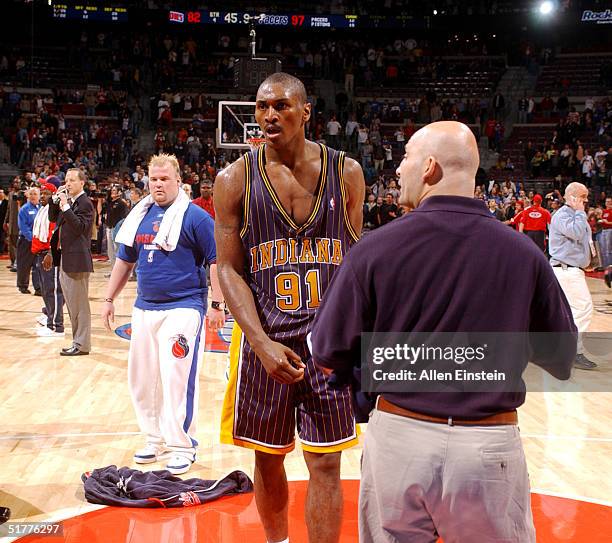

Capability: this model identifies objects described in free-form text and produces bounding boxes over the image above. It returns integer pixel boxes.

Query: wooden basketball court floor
[0,260,611,542]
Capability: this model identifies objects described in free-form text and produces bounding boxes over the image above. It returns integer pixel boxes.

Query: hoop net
[246,137,266,151]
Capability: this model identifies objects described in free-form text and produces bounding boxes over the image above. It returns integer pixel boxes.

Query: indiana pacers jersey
[241,143,359,342]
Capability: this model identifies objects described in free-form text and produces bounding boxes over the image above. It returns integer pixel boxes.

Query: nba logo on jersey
[171,334,190,359]
[329,197,335,211]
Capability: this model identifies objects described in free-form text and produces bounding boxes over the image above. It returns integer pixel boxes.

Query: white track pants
[128,307,204,454]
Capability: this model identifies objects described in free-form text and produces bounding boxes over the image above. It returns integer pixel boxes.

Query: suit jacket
[49,193,94,273]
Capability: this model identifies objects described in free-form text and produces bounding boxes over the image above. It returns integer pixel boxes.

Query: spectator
[379,193,398,225]
[16,187,42,295]
[372,144,385,172]
[105,186,130,274]
[129,188,144,208]
[192,180,215,219]
[487,199,505,221]
[517,94,528,123]
[345,114,359,153]
[492,91,505,120]
[33,183,65,337]
[326,115,341,148]
[0,189,7,254]
[581,149,595,185]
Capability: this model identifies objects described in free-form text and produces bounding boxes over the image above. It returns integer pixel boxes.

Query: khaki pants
[359,409,535,543]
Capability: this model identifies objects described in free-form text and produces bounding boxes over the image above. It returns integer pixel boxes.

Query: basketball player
[215,73,365,543]
[101,153,225,475]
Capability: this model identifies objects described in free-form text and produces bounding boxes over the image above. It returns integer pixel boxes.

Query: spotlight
[539,1,554,15]
[433,9,438,15]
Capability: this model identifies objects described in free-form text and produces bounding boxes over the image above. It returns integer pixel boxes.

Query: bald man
[311,121,577,542]
[549,182,597,370]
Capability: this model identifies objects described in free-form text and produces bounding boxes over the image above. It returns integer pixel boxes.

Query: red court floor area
[18,480,611,542]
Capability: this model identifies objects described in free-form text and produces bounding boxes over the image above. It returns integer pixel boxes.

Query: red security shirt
[602,208,612,229]
[192,196,215,219]
[519,205,550,232]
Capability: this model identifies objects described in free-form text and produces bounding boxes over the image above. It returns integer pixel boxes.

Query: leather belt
[377,396,518,426]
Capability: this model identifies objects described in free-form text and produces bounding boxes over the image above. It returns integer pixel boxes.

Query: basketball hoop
[246,137,266,151]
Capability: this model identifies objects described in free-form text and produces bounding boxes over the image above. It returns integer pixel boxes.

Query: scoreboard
[169,11,360,28]
[168,11,425,28]
[52,3,128,22]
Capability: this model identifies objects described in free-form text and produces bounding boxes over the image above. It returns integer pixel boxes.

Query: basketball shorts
[221,323,358,454]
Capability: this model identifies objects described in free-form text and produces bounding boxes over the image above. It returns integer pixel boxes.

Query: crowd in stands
[1,19,611,265]
[504,97,612,184]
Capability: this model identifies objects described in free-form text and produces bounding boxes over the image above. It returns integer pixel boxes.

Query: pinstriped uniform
[220,143,360,454]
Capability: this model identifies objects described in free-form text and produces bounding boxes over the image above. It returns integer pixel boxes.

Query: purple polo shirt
[311,195,576,418]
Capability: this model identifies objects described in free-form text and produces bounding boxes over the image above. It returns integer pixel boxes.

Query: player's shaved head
[258,72,307,103]
[397,121,480,209]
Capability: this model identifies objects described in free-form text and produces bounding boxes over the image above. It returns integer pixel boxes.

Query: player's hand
[101,301,115,331]
[207,308,225,332]
[255,340,306,385]
[42,253,53,272]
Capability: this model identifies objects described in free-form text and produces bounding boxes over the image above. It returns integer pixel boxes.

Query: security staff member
[519,194,551,252]
[311,121,577,543]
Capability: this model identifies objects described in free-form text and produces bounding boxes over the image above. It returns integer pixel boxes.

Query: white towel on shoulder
[115,188,190,252]
[32,205,51,243]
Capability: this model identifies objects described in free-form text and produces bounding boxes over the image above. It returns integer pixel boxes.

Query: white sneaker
[36,315,48,327]
[36,327,65,337]
[133,443,167,464]
[165,453,195,475]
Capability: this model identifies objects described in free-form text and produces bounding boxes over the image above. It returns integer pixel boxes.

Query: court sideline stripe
[0,431,140,440]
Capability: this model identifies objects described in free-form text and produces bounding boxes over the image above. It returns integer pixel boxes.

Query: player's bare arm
[214,160,305,385]
[207,263,225,331]
[343,156,366,237]
[101,257,135,331]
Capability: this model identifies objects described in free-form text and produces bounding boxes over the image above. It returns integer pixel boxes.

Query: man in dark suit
[49,168,94,356]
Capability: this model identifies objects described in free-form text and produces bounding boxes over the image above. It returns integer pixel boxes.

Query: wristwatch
[211,301,223,311]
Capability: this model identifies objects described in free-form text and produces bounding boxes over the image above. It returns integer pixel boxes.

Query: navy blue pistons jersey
[241,143,359,342]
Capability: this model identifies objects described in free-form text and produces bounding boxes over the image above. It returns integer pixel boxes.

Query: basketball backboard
[217,100,262,150]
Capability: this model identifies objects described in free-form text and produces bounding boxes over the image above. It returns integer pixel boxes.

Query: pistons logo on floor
[115,324,132,340]
[171,334,190,359]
